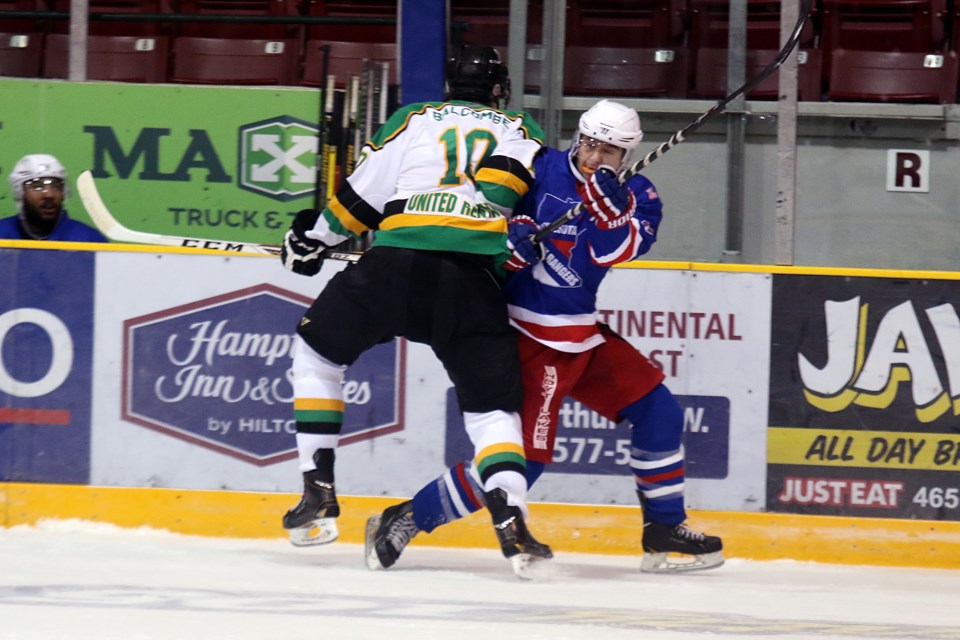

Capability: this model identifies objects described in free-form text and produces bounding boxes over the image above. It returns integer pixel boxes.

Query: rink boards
[2,241,960,569]
[3,482,959,569]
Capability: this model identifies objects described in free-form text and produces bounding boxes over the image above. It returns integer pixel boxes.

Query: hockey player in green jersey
[279,44,552,576]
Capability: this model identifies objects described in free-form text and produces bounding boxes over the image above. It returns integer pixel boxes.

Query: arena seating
[304,0,395,43]
[0,30,43,76]
[176,0,301,39]
[168,36,299,84]
[821,0,948,55]
[0,0,958,104]
[50,0,172,36]
[827,48,959,102]
[688,0,818,50]
[449,0,537,46]
[0,0,47,32]
[43,32,170,81]
[821,0,952,100]
[0,0,45,76]
[691,47,823,100]
[687,0,822,100]
[568,0,687,48]
[301,39,395,87]
[565,45,689,98]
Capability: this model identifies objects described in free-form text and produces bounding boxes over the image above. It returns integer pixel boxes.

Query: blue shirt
[0,211,109,242]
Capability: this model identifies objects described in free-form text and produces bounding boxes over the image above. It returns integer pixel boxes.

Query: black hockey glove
[281,208,327,276]
[504,215,543,272]
[582,166,637,230]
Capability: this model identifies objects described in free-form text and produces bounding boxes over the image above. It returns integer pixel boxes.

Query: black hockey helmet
[445,44,511,108]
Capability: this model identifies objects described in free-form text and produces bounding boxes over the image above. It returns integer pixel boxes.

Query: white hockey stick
[76,170,361,262]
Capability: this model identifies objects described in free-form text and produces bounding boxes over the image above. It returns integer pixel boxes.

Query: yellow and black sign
[767,273,960,521]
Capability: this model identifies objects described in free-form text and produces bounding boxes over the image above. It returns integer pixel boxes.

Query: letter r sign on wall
[886,149,930,193]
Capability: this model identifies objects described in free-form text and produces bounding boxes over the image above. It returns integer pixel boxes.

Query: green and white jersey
[309,100,544,257]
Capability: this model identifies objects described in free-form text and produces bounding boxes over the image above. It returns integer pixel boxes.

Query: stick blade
[76,170,122,238]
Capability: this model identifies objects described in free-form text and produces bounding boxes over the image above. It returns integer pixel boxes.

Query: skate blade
[640,550,725,574]
[510,552,553,581]
[363,515,385,570]
[288,517,339,547]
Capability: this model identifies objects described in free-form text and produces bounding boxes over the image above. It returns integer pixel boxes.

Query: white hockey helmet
[575,100,643,170]
[9,153,68,206]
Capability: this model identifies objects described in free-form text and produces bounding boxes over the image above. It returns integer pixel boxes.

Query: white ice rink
[2,520,959,640]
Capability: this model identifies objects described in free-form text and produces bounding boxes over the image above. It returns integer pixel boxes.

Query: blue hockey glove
[504,215,543,272]
[582,166,637,230]
[281,208,327,276]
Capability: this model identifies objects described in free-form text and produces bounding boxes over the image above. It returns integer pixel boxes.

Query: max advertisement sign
[2,81,327,246]
[768,274,960,521]
[122,284,403,466]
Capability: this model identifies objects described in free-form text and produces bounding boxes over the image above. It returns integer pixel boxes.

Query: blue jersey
[0,211,109,242]
[505,147,662,353]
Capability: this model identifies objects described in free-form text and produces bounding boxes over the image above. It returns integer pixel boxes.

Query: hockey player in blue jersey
[1,154,108,242]
[365,99,724,574]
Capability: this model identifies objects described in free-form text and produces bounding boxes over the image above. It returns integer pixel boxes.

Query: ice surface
[2,519,959,640]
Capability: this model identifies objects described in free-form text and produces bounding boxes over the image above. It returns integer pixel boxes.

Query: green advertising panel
[1,78,324,246]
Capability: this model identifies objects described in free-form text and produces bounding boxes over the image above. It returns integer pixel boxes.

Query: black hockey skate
[641,520,724,573]
[485,488,553,579]
[283,469,340,547]
[364,500,420,570]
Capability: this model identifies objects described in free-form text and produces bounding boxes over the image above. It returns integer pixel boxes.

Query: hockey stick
[75,171,361,262]
[313,44,331,212]
[533,0,813,243]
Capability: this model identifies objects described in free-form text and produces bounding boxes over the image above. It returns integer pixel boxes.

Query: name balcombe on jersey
[310,100,544,257]
[505,147,663,353]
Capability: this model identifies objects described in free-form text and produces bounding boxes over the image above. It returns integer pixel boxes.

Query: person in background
[1,154,107,242]
[278,44,552,577]
[366,99,725,575]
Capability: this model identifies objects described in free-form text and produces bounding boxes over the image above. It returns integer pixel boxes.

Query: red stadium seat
[689,0,818,51]
[42,33,170,82]
[821,0,948,53]
[450,0,543,47]
[301,39,396,87]
[0,0,49,33]
[50,0,173,36]
[0,31,43,77]
[563,45,689,99]
[169,36,299,85]
[0,1,41,32]
[568,0,684,48]
[176,0,302,40]
[303,0,396,43]
[826,49,958,103]
[821,1,949,89]
[691,47,823,100]
[0,0,45,78]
